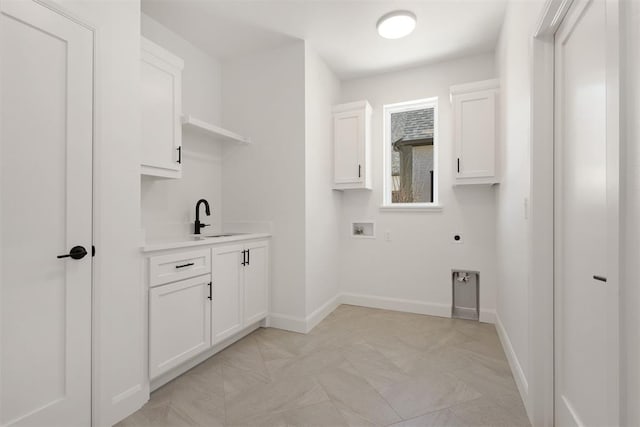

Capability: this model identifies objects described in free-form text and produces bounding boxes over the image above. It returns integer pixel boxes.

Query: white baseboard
[340,292,452,318]
[479,308,497,324]
[269,292,497,335]
[305,294,341,332]
[495,313,529,413]
[268,312,307,333]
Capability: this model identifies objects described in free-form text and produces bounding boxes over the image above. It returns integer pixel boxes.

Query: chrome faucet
[194,199,211,234]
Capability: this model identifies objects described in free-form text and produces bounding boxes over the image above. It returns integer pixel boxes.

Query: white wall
[53,1,146,425]
[140,15,224,240]
[338,54,497,321]
[494,0,548,417]
[620,1,640,424]
[221,42,307,321]
[304,45,342,319]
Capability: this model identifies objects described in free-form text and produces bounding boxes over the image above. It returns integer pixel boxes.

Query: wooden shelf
[181,115,251,144]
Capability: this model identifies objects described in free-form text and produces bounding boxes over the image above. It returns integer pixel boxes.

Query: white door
[243,241,268,326]
[0,1,93,426]
[149,276,212,378]
[554,0,619,425]
[211,245,243,344]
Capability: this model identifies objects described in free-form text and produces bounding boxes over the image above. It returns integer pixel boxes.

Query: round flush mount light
[376,10,417,39]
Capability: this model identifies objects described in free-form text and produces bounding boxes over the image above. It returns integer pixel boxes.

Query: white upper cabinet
[451,79,500,185]
[141,37,184,179]
[333,101,372,190]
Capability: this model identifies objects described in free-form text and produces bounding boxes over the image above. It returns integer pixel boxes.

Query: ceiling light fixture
[376,10,417,39]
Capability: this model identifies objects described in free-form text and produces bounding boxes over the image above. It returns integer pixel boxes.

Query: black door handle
[593,275,607,282]
[57,245,88,260]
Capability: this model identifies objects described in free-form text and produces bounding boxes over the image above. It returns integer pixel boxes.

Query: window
[382,98,439,209]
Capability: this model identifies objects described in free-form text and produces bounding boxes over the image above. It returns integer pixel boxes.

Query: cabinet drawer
[149,249,211,287]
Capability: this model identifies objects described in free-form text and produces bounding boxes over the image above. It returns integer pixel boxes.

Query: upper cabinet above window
[141,37,184,179]
[333,101,372,190]
[451,79,500,185]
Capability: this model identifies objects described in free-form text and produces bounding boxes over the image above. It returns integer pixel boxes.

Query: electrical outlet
[384,230,391,242]
[452,233,463,244]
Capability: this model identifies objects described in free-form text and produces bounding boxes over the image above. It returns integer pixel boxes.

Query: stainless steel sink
[202,233,245,238]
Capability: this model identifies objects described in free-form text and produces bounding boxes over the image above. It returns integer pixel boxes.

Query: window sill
[379,204,443,213]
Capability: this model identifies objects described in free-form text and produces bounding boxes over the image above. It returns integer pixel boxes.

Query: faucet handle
[199,223,210,229]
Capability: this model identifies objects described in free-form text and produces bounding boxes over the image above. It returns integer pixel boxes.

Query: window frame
[381,97,441,211]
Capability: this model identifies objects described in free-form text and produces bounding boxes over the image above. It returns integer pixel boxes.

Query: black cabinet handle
[175,262,194,269]
[593,275,607,282]
[208,282,212,300]
[358,164,361,178]
[177,146,182,164]
[57,245,88,260]
[457,158,460,173]
[247,249,250,266]
[241,250,246,266]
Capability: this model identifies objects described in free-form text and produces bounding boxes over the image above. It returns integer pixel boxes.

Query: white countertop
[142,233,272,253]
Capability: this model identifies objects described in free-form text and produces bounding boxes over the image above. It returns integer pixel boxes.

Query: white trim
[340,292,452,319]
[495,314,530,411]
[449,78,500,96]
[382,97,439,208]
[479,309,496,324]
[379,204,443,212]
[268,312,307,333]
[305,295,341,332]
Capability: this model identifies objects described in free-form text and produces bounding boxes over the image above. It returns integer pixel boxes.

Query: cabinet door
[149,275,212,378]
[141,38,183,179]
[211,244,244,344]
[454,90,496,180]
[243,240,269,326]
[334,110,364,185]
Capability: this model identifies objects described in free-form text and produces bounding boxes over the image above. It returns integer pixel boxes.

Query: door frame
[529,0,620,425]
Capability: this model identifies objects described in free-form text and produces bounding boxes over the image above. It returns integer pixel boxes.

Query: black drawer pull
[175,262,194,269]
[593,275,607,282]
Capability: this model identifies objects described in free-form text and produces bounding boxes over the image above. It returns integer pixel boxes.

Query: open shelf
[181,114,251,144]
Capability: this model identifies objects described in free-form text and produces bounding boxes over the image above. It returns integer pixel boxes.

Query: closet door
[1,2,93,425]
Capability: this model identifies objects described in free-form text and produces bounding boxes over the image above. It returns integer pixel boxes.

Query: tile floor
[117,305,530,427]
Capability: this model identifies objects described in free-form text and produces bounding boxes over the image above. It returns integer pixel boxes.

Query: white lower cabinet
[149,274,212,378]
[211,240,269,345]
[211,244,244,343]
[243,240,269,326]
[148,238,270,380]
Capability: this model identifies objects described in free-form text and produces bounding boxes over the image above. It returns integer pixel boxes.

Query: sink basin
[202,233,245,238]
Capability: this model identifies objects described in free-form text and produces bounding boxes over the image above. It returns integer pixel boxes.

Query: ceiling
[141,0,507,80]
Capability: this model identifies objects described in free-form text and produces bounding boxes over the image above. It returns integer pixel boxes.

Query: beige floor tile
[119,305,529,427]
[315,362,402,426]
[389,408,469,427]
[225,375,330,424]
[378,370,483,419]
[230,401,349,427]
[449,396,531,426]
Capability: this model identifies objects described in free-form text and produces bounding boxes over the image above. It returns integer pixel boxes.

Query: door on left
[1,1,93,426]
